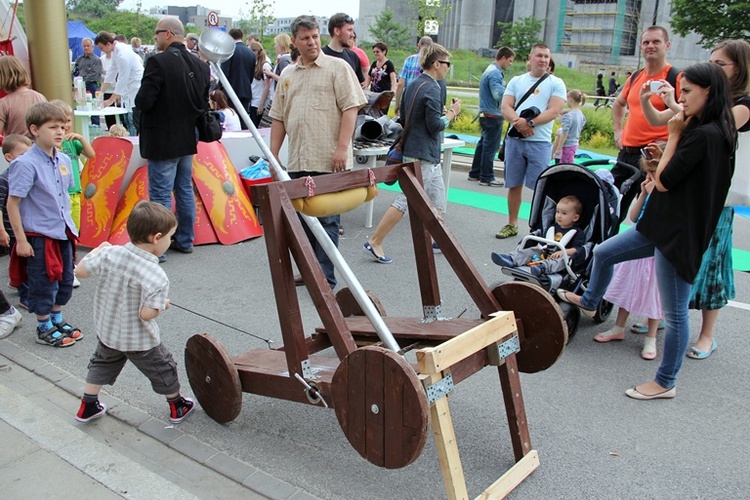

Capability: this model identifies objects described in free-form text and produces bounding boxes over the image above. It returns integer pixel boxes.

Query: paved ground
[2,163,749,499]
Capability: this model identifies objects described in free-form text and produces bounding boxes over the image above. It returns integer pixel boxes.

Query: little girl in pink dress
[597,163,663,359]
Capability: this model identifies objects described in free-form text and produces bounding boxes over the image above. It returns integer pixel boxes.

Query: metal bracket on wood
[301,359,321,379]
[421,304,450,323]
[487,335,520,366]
[425,373,455,405]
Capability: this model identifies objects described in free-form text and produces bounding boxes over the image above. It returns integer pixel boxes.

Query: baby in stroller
[491,195,586,277]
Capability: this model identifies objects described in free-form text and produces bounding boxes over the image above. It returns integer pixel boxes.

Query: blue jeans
[289,171,339,288]
[26,236,74,316]
[148,155,195,249]
[468,116,503,182]
[580,228,691,388]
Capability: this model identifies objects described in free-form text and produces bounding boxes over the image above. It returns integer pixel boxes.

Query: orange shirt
[620,65,682,147]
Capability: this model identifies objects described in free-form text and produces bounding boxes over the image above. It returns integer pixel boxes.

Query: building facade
[360,0,706,68]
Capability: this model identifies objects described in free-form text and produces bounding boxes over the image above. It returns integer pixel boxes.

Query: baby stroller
[499,159,640,339]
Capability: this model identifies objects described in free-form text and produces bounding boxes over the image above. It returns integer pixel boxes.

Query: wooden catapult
[185,162,567,499]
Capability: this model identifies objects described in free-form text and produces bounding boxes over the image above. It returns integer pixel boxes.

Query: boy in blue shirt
[7,102,83,347]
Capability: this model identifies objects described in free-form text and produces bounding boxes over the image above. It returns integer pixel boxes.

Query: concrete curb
[0,340,313,500]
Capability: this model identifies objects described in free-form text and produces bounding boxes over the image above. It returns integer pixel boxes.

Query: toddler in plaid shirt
[74,201,194,424]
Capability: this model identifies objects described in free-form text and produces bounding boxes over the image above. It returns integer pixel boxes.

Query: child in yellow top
[50,100,95,230]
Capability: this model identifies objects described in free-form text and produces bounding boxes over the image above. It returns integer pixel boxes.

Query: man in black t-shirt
[322,13,365,84]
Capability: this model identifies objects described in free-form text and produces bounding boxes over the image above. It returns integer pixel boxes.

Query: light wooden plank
[424,373,468,500]
[475,450,540,500]
[416,312,517,374]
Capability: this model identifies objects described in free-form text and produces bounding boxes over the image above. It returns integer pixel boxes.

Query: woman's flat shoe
[556,289,597,318]
[363,242,392,264]
[625,386,676,400]
[686,339,717,360]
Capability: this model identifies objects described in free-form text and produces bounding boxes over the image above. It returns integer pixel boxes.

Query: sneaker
[432,242,442,254]
[169,396,195,424]
[467,176,479,181]
[479,179,504,187]
[73,276,81,288]
[490,252,514,267]
[0,307,22,339]
[495,224,519,239]
[76,399,107,423]
[158,253,167,264]
[17,299,28,311]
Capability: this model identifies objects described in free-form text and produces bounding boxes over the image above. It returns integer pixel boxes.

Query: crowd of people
[0,13,745,429]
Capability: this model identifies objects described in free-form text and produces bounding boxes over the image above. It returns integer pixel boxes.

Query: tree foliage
[495,16,543,62]
[408,0,450,38]
[85,11,158,42]
[670,0,750,49]
[237,0,276,38]
[67,0,124,18]
[368,8,412,51]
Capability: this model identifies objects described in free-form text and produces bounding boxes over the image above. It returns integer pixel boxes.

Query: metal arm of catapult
[199,29,400,353]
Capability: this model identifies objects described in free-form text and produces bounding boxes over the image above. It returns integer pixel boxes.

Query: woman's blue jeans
[581,228,692,389]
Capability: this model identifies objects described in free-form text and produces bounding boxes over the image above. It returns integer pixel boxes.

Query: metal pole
[210,62,401,353]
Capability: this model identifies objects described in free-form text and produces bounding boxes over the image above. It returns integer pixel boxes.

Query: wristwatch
[527,119,535,127]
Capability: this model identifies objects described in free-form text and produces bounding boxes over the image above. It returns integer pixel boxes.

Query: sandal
[36,325,75,348]
[55,322,84,342]
[630,320,666,334]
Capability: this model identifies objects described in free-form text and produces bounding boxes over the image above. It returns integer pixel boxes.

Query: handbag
[175,48,222,143]
[498,73,551,161]
[196,110,223,143]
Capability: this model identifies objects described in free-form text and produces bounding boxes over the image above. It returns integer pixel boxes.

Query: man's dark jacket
[220,41,256,103]
[136,43,210,160]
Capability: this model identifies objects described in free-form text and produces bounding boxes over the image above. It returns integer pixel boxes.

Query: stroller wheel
[356,155,367,164]
[594,299,614,323]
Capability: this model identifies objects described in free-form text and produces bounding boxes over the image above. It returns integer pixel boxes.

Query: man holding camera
[612,26,680,222]
[496,44,566,239]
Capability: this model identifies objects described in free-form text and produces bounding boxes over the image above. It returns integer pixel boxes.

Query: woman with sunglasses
[639,40,750,361]
[364,44,461,263]
[558,63,736,400]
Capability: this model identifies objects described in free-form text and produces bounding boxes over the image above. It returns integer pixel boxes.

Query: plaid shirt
[398,53,422,88]
[270,53,366,172]
[81,243,169,352]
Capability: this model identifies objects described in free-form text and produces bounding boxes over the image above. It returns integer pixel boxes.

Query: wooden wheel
[185,333,242,424]
[331,346,429,469]
[491,281,567,373]
[335,287,387,317]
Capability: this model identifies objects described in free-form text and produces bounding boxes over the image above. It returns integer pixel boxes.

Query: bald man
[135,17,211,259]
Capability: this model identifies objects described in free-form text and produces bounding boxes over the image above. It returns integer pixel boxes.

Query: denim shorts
[392,160,446,213]
[503,137,552,190]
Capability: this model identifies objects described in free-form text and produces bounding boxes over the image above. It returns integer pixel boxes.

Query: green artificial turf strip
[378,183,750,271]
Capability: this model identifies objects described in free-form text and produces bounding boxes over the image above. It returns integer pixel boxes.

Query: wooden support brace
[476,450,540,499]
[416,312,516,374]
[417,312,537,499]
[422,372,468,500]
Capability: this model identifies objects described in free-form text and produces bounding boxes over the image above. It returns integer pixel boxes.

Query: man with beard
[322,13,364,84]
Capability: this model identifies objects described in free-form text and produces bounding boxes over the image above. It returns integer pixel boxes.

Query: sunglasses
[155,29,170,35]
[438,60,451,68]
